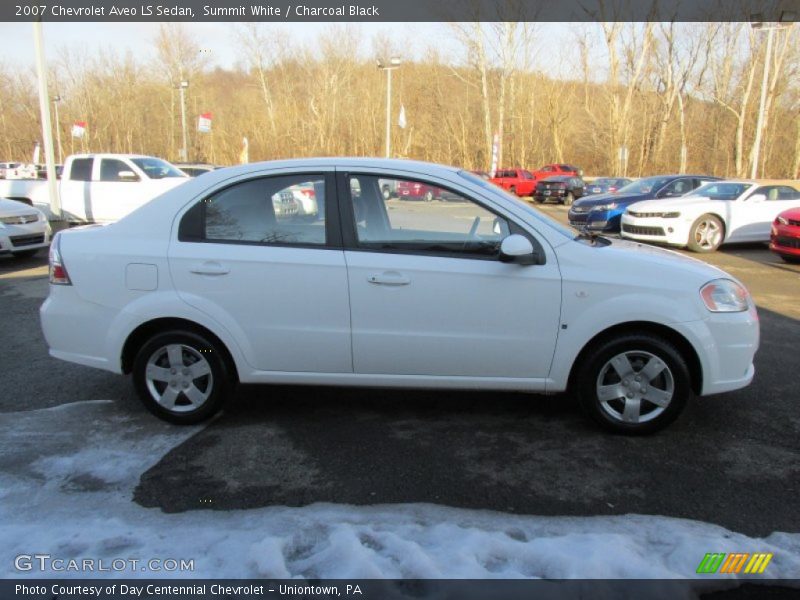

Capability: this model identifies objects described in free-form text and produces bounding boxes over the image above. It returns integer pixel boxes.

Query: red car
[396,180,441,202]
[770,207,800,263]
[489,168,537,196]
[531,163,583,181]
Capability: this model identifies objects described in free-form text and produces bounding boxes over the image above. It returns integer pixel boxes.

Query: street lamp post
[750,17,794,179]
[52,94,63,164]
[178,80,189,163]
[376,57,401,158]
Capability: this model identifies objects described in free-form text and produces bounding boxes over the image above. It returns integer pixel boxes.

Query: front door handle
[190,261,230,276]
[368,271,410,286]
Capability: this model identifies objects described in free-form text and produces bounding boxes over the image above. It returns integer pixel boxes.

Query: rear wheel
[132,330,233,424]
[687,214,724,252]
[575,333,691,434]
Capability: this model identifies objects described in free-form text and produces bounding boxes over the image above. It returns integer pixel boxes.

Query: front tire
[687,214,724,253]
[132,330,233,424]
[575,333,691,434]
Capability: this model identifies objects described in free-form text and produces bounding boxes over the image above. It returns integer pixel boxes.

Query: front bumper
[770,223,800,257]
[567,209,618,232]
[620,214,689,246]
[0,220,51,254]
[672,303,759,396]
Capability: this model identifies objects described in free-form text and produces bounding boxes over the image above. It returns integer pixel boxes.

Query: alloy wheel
[595,350,674,424]
[144,344,214,412]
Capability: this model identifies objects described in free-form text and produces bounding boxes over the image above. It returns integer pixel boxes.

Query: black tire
[574,333,692,435]
[132,329,233,424]
[12,249,40,259]
[563,192,575,206]
[779,254,800,264]
[687,214,724,253]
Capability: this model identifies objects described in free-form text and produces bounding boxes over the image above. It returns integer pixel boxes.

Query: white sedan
[0,198,51,258]
[620,180,800,252]
[40,159,759,434]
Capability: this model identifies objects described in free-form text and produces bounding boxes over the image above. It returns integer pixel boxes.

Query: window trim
[336,171,544,263]
[177,172,342,250]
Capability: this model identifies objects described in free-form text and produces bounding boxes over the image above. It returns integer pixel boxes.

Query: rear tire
[687,214,724,253]
[574,333,691,435]
[132,329,233,424]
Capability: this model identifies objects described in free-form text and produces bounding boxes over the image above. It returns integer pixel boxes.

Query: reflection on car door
[339,171,562,381]
[169,171,353,374]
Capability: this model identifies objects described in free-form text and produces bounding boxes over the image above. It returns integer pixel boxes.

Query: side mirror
[118,170,139,182]
[500,234,539,265]
[748,193,766,203]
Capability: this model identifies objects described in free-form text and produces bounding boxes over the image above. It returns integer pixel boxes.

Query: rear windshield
[130,158,186,179]
[617,176,672,195]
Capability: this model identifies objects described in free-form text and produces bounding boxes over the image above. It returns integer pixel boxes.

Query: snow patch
[1,400,798,587]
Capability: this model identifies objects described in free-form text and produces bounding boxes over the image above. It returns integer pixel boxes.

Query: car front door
[91,158,144,223]
[729,186,782,242]
[169,170,352,373]
[338,171,562,380]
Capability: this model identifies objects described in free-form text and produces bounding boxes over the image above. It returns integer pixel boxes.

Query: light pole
[52,94,63,164]
[377,57,401,158]
[178,80,189,163]
[750,17,793,179]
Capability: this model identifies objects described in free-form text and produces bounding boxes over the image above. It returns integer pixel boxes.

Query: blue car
[585,177,632,195]
[568,174,721,233]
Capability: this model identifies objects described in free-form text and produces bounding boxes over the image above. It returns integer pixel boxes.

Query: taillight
[49,233,71,285]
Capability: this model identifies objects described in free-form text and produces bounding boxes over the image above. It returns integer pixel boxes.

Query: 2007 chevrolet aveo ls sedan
[40,159,759,434]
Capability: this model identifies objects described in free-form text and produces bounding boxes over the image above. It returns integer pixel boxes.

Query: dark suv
[533,176,585,205]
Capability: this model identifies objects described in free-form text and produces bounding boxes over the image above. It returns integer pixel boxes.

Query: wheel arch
[121,317,239,382]
[694,212,728,241]
[566,321,703,395]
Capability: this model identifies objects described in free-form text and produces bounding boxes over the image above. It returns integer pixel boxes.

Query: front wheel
[132,330,233,424]
[687,214,724,252]
[575,334,691,434]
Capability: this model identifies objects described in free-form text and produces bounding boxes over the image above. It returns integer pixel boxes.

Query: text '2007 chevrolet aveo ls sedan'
[40,159,759,434]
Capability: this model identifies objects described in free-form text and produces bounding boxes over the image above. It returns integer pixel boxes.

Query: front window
[347,174,508,258]
[693,182,751,200]
[100,159,136,182]
[130,157,186,179]
[617,176,673,195]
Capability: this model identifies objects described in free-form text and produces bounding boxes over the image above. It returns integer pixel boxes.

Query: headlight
[700,279,749,312]
[592,203,618,211]
[776,215,788,225]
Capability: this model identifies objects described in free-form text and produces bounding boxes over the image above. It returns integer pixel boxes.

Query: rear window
[69,158,93,181]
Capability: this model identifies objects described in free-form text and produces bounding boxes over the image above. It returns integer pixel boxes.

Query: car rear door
[168,169,352,374]
[338,170,561,380]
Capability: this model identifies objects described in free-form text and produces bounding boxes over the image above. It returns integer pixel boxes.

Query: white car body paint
[0,198,51,255]
[620,181,800,248]
[40,159,759,399]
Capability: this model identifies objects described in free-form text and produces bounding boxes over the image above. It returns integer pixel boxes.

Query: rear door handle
[190,261,230,276]
[368,271,410,286]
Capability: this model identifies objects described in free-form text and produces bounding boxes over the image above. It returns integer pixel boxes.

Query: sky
[0,21,578,74]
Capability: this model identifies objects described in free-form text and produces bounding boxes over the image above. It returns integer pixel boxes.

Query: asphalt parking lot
[1,203,799,539]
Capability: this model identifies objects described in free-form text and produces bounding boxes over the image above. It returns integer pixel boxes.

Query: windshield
[692,182,751,200]
[458,170,574,239]
[617,176,672,195]
[130,157,186,179]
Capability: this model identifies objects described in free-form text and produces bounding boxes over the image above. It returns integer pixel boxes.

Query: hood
[606,236,727,277]
[0,197,44,217]
[627,194,718,213]
[778,206,800,220]
[573,192,645,208]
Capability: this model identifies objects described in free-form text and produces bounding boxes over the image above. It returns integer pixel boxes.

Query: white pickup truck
[0,154,189,224]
